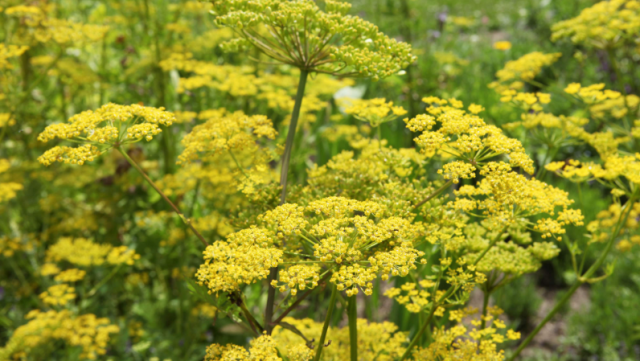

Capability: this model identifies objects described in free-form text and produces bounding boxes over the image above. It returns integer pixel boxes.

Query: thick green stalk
[507,192,638,361]
[313,284,338,361]
[400,304,438,360]
[265,69,309,335]
[480,286,491,329]
[347,296,358,361]
[117,147,209,247]
[279,69,309,204]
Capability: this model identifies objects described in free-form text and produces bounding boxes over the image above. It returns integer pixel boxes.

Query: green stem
[87,263,123,297]
[507,192,638,361]
[347,295,358,361]
[273,272,332,326]
[313,284,338,361]
[229,149,250,178]
[117,147,209,247]
[265,69,309,335]
[279,69,309,204]
[472,229,504,266]
[480,286,491,329]
[399,304,438,360]
[237,296,264,336]
[413,179,454,210]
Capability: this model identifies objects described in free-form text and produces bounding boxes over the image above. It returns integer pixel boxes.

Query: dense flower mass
[551,0,640,48]
[0,310,119,360]
[210,0,416,79]
[339,98,407,127]
[4,0,640,360]
[196,197,427,297]
[405,97,535,174]
[488,52,562,92]
[37,104,176,165]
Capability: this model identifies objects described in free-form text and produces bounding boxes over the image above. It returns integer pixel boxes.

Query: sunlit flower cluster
[340,98,407,127]
[551,0,640,48]
[453,162,583,235]
[211,0,416,80]
[406,97,535,174]
[488,52,562,92]
[37,104,176,166]
[0,159,23,202]
[271,317,407,361]
[412,307,520,361]
[45,237,140,267]
[0,310,119,360]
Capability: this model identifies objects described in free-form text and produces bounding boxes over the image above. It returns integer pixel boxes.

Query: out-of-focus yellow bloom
[552,0,640,48]
[489,52,562,92]
[493,41,512,51]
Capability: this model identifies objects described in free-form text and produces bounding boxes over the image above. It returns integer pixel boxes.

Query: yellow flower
[212,0,416,80]
[53,269,87,282]
[493,41,512,51]
[39,284,76,306]
[552,0,640,48]
[38,104,176,166]
[489,52,562,92]
[340,98,407,127]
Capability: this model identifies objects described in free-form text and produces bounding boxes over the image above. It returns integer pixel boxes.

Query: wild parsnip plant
[3,0,640,360]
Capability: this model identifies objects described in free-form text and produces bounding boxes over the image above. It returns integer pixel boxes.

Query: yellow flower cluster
[340,98,407,127]
[488,52,562,92]
[493,41,512,51]
[499,90,551,112]
[588,202,640,251]
[45,237,140,267]
[412,307,520,361]
[552,0,640,48]
[161,54,353,127]
[0,113,15,128]
[271,264,321,296]
[438,161,476,183]
[467,238,561,277]
[453,162,582,234]
[565,83,639,120]
[0,159,23,202]
[192,303,218,319]
[308,141,429,201]
[196,226,283,294]
[178,111,280,194]
[548,155,640,189]
[178,110,277,163]
[53,268,87,282]
[0,236,36,257]
[503,112,589,140]
[211,0,416,80]
[406,97,535,174]
[5,5,108,45]
[0,310,119,360]
[271,317,407,361]
[38,104,176,166]
[197,197,426,296]
[204,334,281,361]
[384,280,436,313]
[0,43,29,70]
[39,284,76,306]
